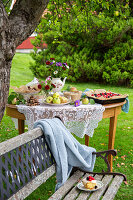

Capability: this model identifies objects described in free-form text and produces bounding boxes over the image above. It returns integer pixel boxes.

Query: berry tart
[82,176,97,190]
[85,89,127,105]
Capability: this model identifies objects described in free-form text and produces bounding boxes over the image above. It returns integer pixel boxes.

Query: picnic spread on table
[6,77,129,173]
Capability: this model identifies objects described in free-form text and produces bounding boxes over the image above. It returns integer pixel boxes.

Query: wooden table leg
[18,119,25,135]
[108,111,117,172]
[85,134,89,146]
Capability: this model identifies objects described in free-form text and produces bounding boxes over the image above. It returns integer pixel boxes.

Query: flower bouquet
[46,58,69,78]
[38,76,56,97]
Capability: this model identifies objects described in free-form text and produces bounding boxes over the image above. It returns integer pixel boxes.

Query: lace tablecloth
[16,103,105,138]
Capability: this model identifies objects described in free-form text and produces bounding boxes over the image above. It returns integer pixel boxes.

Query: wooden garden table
[6,101,126,172]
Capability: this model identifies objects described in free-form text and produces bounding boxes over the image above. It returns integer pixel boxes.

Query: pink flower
[46,76,51,81]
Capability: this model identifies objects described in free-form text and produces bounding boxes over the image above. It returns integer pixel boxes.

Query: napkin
[122,97,129,113]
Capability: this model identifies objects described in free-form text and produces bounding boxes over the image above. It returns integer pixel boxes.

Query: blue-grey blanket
[34,118,96,190]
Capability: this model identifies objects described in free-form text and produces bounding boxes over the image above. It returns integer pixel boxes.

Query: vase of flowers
[45,58,69,92]
[38,76,56,99]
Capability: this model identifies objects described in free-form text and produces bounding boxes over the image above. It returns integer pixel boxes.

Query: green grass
[0,53,133,199]
[10,53,34,87]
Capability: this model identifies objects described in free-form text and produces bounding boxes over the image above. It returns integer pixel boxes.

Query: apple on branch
[114,11,119,16]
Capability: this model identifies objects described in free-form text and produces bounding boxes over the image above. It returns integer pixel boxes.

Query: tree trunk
[0,0,49,122]
[0,60,12,120]
[0,2,13,121]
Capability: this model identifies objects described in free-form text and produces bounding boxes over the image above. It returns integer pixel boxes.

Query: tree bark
[0,0,49,122]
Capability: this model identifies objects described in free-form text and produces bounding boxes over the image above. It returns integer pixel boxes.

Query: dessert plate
[77,180,104,192]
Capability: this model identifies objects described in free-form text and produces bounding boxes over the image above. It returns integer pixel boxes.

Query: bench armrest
[92,149,117,172]
[81,150,127,181]
[93,149,117,157]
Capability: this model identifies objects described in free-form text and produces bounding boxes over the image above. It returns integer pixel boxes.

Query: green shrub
[102,39,133,86]
[29,0,133,87]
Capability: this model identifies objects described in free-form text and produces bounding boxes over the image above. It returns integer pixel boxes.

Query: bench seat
[0,127,126,200]
[48,171,124,200]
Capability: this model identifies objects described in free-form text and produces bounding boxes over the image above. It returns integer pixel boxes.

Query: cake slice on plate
[82,176,97,190]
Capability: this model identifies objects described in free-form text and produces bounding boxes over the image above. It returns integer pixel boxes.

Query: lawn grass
[10,53,34,87]
[0,53,133,199]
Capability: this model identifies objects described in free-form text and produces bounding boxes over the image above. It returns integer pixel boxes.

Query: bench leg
[18,119,25,134]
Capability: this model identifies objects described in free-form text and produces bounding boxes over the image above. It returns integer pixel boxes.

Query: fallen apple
[46,96,53,103]
[82,98,89,105]
[53,92,59,98]
[53,98,61,104]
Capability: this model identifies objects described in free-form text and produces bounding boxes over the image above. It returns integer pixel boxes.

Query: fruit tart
[82,176,97,190]
[85,89,127,104]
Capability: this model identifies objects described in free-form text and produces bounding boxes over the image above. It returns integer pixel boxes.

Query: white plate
[43,101,71,106]
[77,180,104,192]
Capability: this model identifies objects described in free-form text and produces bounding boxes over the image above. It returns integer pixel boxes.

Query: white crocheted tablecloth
[16,103,105,138]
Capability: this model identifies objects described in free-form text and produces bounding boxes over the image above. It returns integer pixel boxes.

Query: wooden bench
[0,127,126,200]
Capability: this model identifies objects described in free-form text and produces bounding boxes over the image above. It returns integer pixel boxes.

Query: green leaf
[21,99,26,104]
[8,95,16,104]
[16,101,20,105]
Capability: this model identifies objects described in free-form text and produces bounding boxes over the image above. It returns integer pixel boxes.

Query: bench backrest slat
[0,129,55,200]
[0,128,42,156]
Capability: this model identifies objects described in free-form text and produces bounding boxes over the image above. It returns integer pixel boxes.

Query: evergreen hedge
[30,0,133,87]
